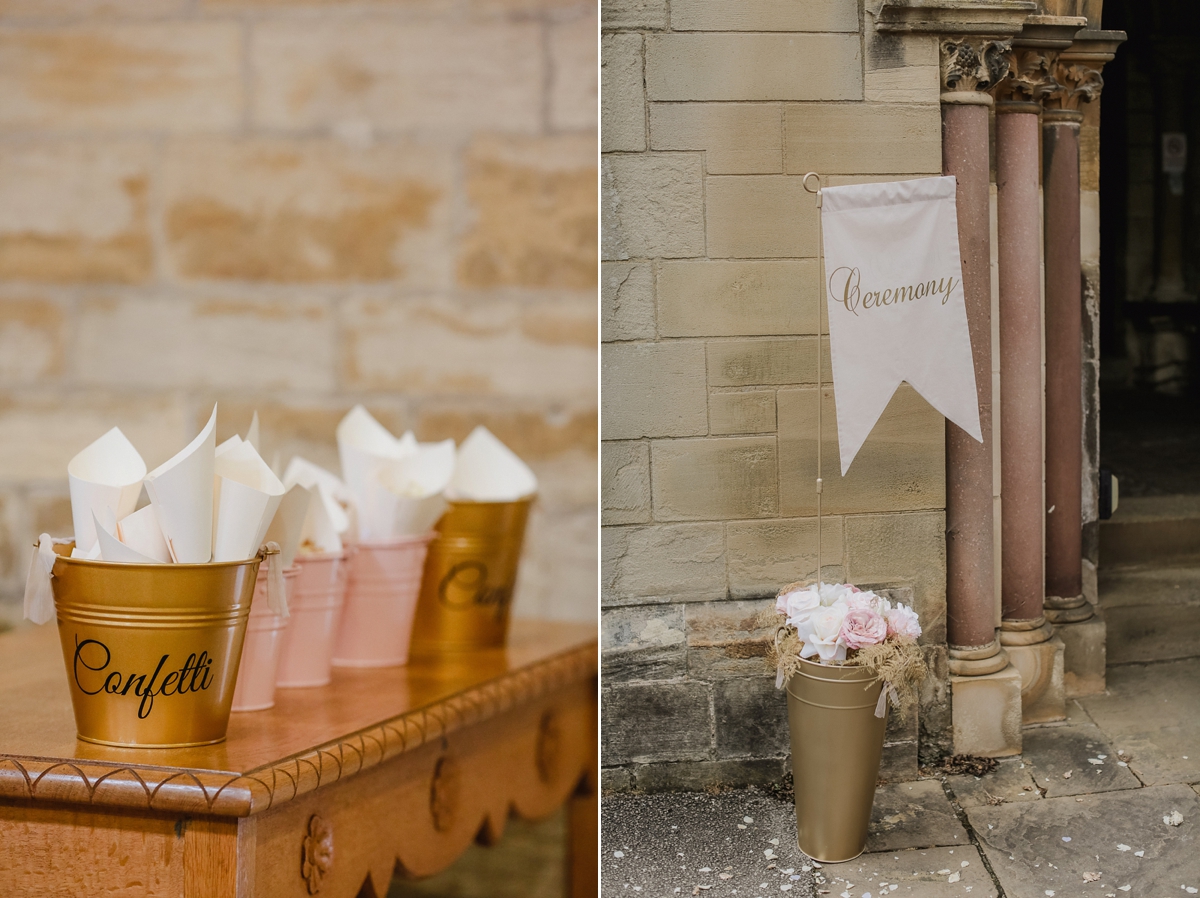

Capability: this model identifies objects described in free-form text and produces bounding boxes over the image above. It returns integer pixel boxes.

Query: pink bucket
[230,566,298,712]
[332,535,434,668]
[276,551,349,688]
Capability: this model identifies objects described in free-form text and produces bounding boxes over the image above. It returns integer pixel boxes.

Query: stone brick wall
[0,0,597,626]
[600,0,952,791]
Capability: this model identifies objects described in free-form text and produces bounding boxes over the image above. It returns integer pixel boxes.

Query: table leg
[566,683,597,898]
[184,816,255,897]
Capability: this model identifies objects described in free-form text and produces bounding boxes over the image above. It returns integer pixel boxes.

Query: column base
[1006,635,1066,725]
[1054,608,1106,697]
[1045,593,1093,624]
[948,637,1009,676]
[998,615,1056,645]
[950,664,1023,757]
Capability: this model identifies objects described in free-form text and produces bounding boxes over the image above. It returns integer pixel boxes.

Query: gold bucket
[410,497,533,653]
[50,547,262,748]
[786,658,888,863]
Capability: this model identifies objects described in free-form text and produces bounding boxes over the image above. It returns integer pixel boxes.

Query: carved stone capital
[1042,57,1104,112]
[941,37,1012,96]
[994,46,1059,105]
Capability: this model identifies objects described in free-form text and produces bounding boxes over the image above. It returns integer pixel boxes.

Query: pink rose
[886,604,922,641]
[839,609,887,650]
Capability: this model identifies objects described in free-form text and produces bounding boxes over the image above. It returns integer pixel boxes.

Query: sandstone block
[1006,636,1066,725]
[457,135,597,289]
[650,103,782,174]
[651,436,778,521]
[601,262,655,342]
[784,104,942,175]
[602,604,687,681]
[602,154,705,260]
[844,510,947,644]
[778,385,944,514]
[602,342,707,440]
[863,31,939,104]
[510,503,596,624]
[646,34,862,102]
[657,261,817,337]
[550,13,598,133]
[162,138,453,285]
[341,294,595,404]
[602,440,651,525]
[705,176,818,259]
[670,0,858,31]
[601,682,713,764]
[685,597,775,677]
[601,0,667,30]
[951,665,1023,758]
[0,23,241,132]
[707,337,830,386]
[0,395,188,482]
[602,522,726,605]
[1056,611,1106,697]
[725,517,844,599]
[77,294,335,393]
[601,34,645,153]
[714,676,789,759]
[0,141,153,284]
[251,19,541,133]
[708,390,776,436]
[0,0,188,17]
[0,297,66,385]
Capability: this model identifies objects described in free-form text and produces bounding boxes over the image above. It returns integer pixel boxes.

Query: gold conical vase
[786,657,888,863]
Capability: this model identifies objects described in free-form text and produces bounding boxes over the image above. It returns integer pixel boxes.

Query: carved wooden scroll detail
[302,814,334,894]
[430,755,461,833]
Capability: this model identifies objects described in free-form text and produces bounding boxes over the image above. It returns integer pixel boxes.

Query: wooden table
[0,620,597,897]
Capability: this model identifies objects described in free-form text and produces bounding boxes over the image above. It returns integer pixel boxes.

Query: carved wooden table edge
[0,641,598,819]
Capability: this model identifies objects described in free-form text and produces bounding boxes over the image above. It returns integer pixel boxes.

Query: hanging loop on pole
[802,171,822,207]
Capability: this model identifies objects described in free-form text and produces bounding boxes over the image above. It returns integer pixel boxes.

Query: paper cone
[264,484,311,568]
[337,406,413,536]
[95,511,166,564]
[67,427,147,554]
[116,504,172,564]
[70,543,102,560]
[446,426,537,501]
[283,457,352,534]
[246,412,261,452]
[300,483,344,554]
[376,439,456,536]
[145,406,217,563]
[213,439,285,563]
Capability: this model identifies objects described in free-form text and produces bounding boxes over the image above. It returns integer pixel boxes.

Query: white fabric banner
[820,176,982,475]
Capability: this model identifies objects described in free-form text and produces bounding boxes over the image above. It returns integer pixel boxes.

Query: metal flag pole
[802,172,824,584]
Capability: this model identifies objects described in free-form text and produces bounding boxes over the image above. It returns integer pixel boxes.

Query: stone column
[1041,30,1125,700]
[994,18,1084,725]
[1041,32,1122,627]
[940,38,1010,679]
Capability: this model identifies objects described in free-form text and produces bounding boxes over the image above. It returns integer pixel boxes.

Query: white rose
[817,582,852,607]
[798,605,848,662]
[886,603,922,641]
[782,587,821,628]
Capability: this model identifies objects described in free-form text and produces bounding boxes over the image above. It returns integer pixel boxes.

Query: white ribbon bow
[23,534,59,625]
[263,540,288,618]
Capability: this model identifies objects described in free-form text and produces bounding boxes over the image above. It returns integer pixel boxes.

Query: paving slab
[821,846,997,897]
[1078,657,1200,786]
[866,780,969,852]
[948,758,1040,809]
[1020,723,1142,798]
[966,783,1200,898]
[601,790,818,898]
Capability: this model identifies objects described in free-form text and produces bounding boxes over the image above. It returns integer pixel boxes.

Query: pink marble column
[997,105,1051,634]
[940,39,1010,676]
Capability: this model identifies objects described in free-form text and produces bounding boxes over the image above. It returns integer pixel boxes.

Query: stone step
[1100,494,1200,565]
[1100,558,1200,664]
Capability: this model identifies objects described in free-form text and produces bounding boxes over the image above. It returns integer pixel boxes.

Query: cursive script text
[437,561,512,621]
[73,635,214,719]
[828,266,958,317]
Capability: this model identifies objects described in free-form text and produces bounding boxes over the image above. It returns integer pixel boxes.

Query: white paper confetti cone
[212,439,285,563]
[116,503,172,564]
[264,484,312,568]
[446,426,537,502]
[67,427,147,555]
[144,405,218,563]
